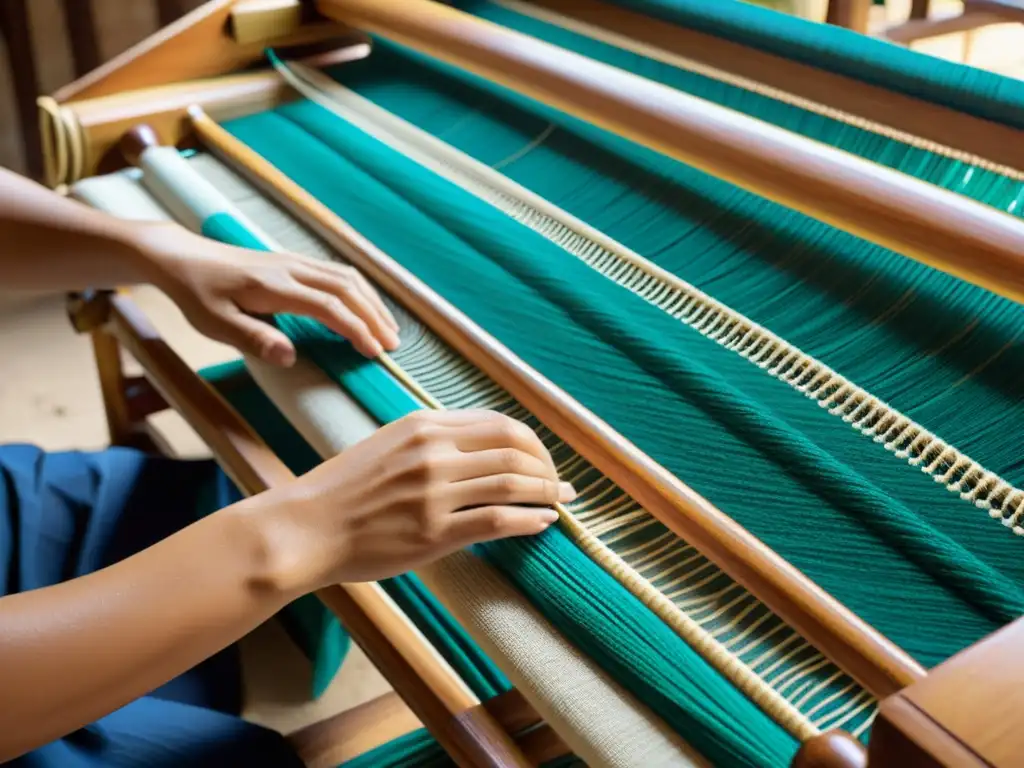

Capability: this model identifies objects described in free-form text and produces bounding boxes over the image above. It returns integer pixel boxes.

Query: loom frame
[44,1,1024,765]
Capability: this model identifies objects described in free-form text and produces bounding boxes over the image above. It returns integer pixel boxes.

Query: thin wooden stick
[317,0,1024,307]
[190,106,927,699]
[104,291,531,768]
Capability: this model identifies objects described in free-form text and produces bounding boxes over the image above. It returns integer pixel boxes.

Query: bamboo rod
[189,106,927,699]
[317,0,1024,307]
[104,292,528,768]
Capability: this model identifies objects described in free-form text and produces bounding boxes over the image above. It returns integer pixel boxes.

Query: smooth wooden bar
[521,0,1024,173]
[318,0,1024,306]
[230,0,304,44]
[52,0,350,103]
[288,692,423,768]
[100,291,531,768]
[191,107,926,700]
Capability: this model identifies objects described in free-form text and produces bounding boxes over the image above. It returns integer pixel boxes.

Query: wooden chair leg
[60,0,103,77]
[910,0,932,19]
[91,328,137,447]
[155,0,192,27]
[826,0,873,33]
[0,0,44,179]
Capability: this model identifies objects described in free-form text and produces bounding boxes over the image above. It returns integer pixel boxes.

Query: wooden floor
[1,0,1023,740]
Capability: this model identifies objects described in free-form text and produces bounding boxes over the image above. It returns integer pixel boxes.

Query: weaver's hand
[136,221,401,365]
[251,409,576,593]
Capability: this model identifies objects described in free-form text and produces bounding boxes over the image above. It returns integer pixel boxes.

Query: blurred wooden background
[0,0,204,177]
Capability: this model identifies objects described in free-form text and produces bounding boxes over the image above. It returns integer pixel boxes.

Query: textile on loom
[60,0,1024,763]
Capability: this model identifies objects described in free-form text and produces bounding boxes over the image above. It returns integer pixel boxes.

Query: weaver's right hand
[249,409,575,595]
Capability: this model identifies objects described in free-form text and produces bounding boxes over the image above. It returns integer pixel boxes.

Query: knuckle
[416,516,444,547]
[406,421,438,448]
[543,479,559,504]
[482,507,508,535]
[495,473,520,497]
[501,447,527,475]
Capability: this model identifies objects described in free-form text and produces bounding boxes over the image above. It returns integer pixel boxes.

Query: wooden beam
[230,0,304,44]
[519,0,1024,182]
[52,0,353,103]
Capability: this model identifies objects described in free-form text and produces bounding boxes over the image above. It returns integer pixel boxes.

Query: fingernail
[385,329,401,350]
[366,340,384,358]
[540,509,560,524]
[269,344,296,367]
[558,482,577,502]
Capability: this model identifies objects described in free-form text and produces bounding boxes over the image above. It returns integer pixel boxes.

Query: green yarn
[224,102,1023,668]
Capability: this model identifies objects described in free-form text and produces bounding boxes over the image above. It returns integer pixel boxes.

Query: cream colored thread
[279,60,1024,538]
[492,0,1024,182]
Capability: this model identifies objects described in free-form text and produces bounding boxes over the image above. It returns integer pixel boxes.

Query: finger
[257,282,383,358]
[450,474,576,510]
[215,309,297,367]
[310,261,399,332]
[449,414,556,474]
[296,268,400,351]
[443,448,556,484]
[352,271,400,333]
[444,506,560,547]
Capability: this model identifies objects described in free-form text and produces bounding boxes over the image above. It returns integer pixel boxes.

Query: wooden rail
[316,0,1024,307]
[189,106,927,700]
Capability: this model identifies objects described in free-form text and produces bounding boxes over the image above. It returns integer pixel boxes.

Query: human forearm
[0,493,300,762]
[0,167,162,291]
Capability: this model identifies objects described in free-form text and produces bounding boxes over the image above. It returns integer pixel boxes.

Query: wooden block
[230,0,303,44]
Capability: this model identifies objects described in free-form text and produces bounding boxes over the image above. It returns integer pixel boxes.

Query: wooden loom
[39,0,1024,766]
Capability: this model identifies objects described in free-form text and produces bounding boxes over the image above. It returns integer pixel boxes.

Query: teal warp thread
[317,40,1024,607]
[197,201,800,764]
[222,105,1021,670]
[271,101,1024,628]
[339,728,454,768]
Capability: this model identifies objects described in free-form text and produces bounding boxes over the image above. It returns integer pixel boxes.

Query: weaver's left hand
[134,221,401,366]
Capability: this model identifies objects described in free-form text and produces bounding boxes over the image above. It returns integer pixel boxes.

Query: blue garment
[0,444,304,767]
